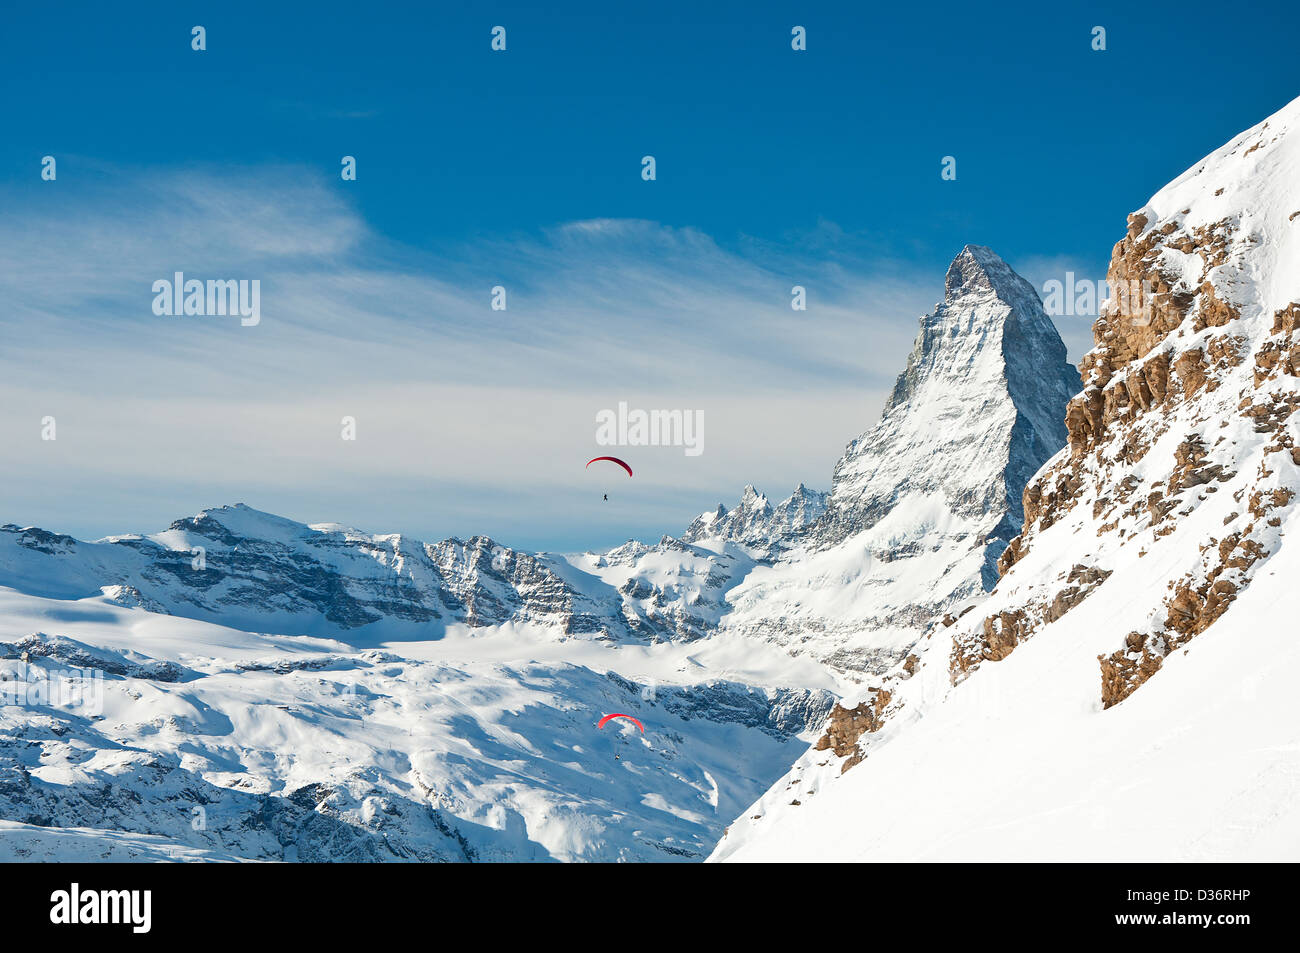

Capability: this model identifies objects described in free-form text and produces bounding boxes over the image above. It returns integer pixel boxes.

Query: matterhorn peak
[943,243,1032,301]
[710,246,1080,673]
[819,246,1077,555]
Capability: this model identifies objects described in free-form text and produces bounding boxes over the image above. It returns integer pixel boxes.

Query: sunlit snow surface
[0,582,837,862]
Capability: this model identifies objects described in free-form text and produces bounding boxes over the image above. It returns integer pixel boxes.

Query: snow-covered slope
[712,94,1300,863]
[711,518,1300,861]
[0,583,836,862]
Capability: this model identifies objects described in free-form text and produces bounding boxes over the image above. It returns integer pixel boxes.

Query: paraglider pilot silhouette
[598,713,644,761]
[587,456,632,501]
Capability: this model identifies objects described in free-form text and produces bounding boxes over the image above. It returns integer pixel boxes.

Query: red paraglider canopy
[597,713,645,733]
[586,456,633,478]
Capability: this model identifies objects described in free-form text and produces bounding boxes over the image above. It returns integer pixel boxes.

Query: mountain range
[3,94,1297,862]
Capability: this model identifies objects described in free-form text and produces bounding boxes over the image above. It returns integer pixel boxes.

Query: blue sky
[2,1,1298,550]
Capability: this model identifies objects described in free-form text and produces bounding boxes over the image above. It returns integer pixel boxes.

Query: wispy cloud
[1,166,939,550]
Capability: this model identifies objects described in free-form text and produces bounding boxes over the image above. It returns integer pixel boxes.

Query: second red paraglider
[597,713,645,733]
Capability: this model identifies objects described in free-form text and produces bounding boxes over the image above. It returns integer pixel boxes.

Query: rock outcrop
[952,95,1300,702]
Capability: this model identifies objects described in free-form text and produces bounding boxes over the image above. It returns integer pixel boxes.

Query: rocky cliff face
[955,95,1300,702]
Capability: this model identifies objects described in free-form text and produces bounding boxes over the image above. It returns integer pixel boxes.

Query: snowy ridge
[681,484,828,559]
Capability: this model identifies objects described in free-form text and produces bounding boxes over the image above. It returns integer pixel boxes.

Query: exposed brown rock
[1166,577,1240,639]
[1065,387,1106,455]
[1274,302,1300,333]
[996,535,1023,576]
[990,195,1296,714]
[813,689,894,774]
[981,610,1026,663]
[1045,565,1113,624]
[1192,280,1241,332]
[950,608,1028,682]
[1173,348,1208,397]
[1067,564,1112,586]
[1099,635,1164,709]
[1240,392,1300,433]
[1103,351,1173,432]
[1165,434,1231,503]
[1249,487,1295,521]
[1206,333,1246,369]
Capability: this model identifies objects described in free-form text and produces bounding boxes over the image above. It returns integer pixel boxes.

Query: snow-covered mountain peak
[697,248,1079,674]
[821,245,1077,554]
[943,243,1031,301]
[737,485,770,512]
[679,483,826,558]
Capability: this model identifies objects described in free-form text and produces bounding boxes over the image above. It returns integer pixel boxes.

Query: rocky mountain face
[0,506,643,643]
[701,246,1077,673]
[681,484,828,559]
[955,95,1300,701]
[712,95,1300,863]
[819,246,1078,567]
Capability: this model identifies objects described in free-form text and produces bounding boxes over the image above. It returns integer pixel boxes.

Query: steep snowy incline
[711,507,1300,862]
[713,94,1300,862]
